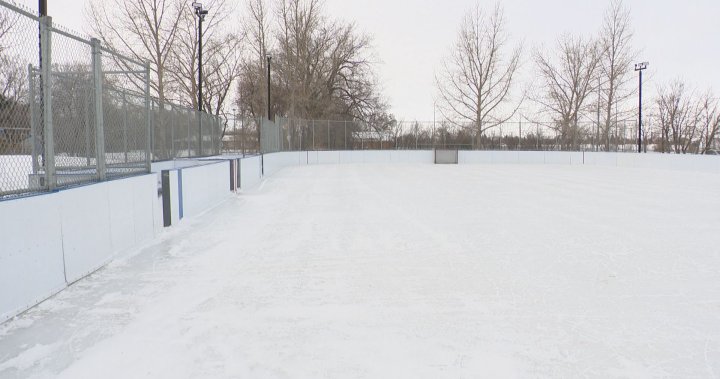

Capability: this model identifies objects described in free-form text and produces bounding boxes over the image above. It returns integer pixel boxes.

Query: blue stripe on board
[178,169,184,219]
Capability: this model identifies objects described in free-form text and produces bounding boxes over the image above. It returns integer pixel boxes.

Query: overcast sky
[15,0,720,121]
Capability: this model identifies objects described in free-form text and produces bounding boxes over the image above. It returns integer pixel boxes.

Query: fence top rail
[99,46,147,69]
[0,0,37,20]
[48,24,93,46]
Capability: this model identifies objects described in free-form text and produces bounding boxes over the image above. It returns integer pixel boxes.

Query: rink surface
[1,164,720,378]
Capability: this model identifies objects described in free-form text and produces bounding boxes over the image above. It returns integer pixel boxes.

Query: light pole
[192,2,208,154]
[634,61,648,153]
[266,55,272,121]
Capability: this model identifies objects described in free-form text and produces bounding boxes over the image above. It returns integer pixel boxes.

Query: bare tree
[655,81,695,153]
[275,0,380,120]
[0,9,16,52]
[86,0,183,103]
[236,0,272,119]
[435,3,522,144]
[598,0,636,151]
[696,91,720,153]
[235,0,389,127]
[534,35,601,149]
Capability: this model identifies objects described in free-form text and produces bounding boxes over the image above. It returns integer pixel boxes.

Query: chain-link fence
[151,101,222,161]
[250,116,645,154]
[0,0,221,199]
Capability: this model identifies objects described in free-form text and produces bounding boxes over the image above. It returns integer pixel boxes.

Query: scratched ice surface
[1,164,719,378]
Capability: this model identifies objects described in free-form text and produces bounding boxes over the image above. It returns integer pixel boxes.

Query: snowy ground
[1,164,720,378]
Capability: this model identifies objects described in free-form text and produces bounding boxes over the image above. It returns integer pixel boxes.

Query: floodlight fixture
[635,62,649,71]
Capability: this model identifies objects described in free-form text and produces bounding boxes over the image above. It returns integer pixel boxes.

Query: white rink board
[0,174,158,320]
[263,152,304,175]
[239,156,262,189]
[60,183,115,283]
[180,162,231,218]
[0,194,66,322]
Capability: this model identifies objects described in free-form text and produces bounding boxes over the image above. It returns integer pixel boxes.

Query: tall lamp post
[266,55,272,121]
[192,2,208,154]
[634,61,648,153]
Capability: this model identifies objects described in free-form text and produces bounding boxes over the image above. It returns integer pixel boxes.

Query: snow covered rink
[1,163,720,378]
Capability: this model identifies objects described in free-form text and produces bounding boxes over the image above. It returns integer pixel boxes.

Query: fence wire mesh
[0,2,38,196]
[0,0,222,199]
[101,50,148,178]
[248,116,648,154]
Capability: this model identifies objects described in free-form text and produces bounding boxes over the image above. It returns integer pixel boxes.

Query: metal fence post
[122,91,128,163]
[327,120,330,150]
[28,64,39,174]
[198,111,203,156]
[186,109,191,157]
[84,85,91,166]
[144,62,152,171]
[40,16,55,189]
[91,38,106,180]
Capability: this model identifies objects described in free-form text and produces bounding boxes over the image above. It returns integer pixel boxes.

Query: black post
[634,62,648,153]
[266,56,271,121]
[197,14,203,155]
[638,69,643,153]
[198,19,203,113]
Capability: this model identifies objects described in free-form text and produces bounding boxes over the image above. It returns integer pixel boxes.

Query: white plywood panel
[131,175,157,245]
[0,194,66,322]
[60,183,114,283]
[458,151,491,164]
[307,151,319,165]
[584,152,618,167]
[568,152,585,165]
[491,151,519,164]
[390,150,434,164]
[181,162,231,218]
[543,151,571,165]
[363,150,392,163]
[263,152,302,175]
[317,151,340,164]
[107,178,136,254]
[240,156,262,189]
[339,151,363,164]
[517,151,545,164]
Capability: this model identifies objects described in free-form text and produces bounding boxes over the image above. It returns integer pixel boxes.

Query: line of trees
[436,0,720,153]
[84,0,393,135]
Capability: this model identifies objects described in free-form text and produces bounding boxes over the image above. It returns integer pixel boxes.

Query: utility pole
[634,62,649,153]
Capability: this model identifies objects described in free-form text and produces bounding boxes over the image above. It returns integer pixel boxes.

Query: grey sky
[16,0,720,121]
